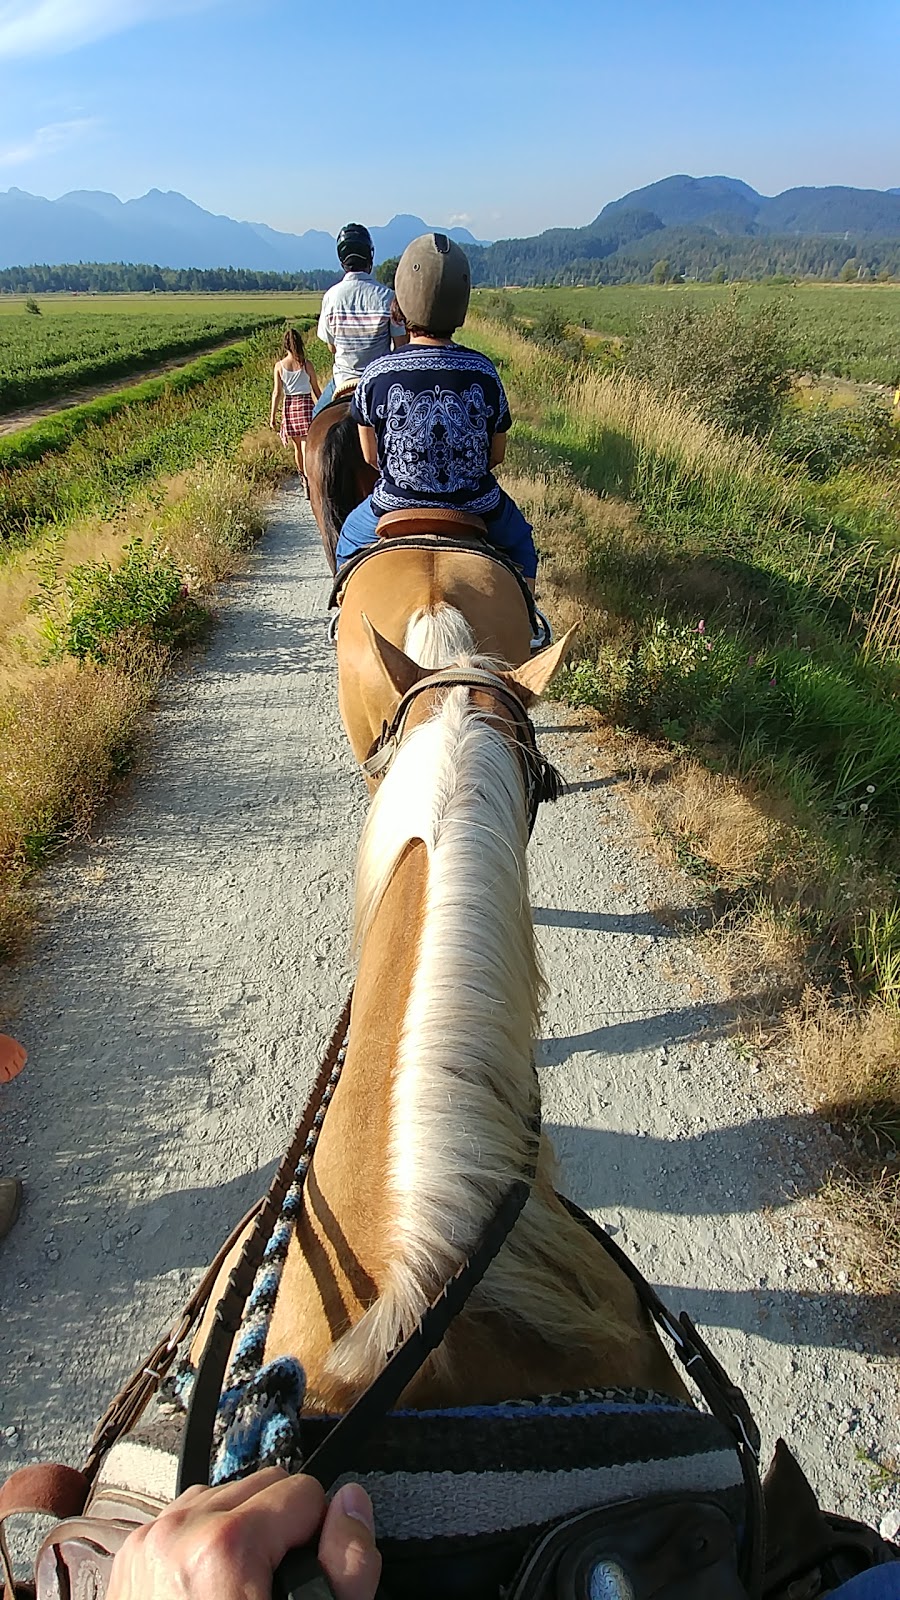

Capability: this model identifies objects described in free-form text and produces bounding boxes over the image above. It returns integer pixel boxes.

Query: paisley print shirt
[350,344,512,515]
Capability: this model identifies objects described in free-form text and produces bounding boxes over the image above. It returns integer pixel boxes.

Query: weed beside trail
[469,312,900,1262]
[0,651,161,954]
[0,318,321,953]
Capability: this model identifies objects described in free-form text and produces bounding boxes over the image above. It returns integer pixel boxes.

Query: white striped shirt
[317,272,405,391]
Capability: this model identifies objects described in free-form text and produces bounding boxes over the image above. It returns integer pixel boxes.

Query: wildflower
[866,784,876,794]
[769,676,777,687]
[696,619,705,634]
[860,803,869,813]
[705,641,712,651]
[748,655,756,667]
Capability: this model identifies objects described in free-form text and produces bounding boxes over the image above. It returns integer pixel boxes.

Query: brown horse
[305,399,374,573]
[191,626,683,1413]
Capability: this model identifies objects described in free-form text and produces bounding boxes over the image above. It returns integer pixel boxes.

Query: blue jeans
[831,1572,900,1597]
[311,378,335,418]
[335,489,538,579]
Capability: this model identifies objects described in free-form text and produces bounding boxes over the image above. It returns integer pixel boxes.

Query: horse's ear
[505,626,578,705]
[361,614,426,700]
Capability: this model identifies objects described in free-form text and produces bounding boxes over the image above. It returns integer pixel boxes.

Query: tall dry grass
[0,651,161,954]
[0,456,285,956]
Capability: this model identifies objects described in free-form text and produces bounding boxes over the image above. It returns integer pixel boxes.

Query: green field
[472,282,900,385]
[0,292,323,414]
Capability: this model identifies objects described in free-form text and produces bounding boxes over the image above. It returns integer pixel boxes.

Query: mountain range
[600,175,900,236]
[462,176,900,288]
[0,188,486,273]
[2,175,900,283]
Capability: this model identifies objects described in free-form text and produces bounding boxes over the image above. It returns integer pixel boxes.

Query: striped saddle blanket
[97,1383,744,1599]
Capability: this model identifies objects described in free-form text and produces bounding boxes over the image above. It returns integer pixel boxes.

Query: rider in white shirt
[313,223,407,415]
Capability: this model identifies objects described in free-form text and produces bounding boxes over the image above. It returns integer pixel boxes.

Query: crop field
[0,292,323,414]
[472,282,900,385]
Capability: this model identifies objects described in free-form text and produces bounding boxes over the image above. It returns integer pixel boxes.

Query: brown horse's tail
[318,414,367,555]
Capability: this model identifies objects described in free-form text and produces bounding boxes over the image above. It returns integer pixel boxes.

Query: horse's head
[357,615,577,815]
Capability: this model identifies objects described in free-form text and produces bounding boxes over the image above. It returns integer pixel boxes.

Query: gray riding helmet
[394,233,471,332]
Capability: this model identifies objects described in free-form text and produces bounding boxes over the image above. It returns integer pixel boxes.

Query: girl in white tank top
[270,326,322,489]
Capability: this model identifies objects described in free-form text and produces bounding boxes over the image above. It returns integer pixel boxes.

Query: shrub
[626,289,794,436]
[24,297,41,315]
[39,537,202,662]
[774,396,899,480]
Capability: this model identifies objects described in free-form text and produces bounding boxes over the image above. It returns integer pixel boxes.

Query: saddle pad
[96,1386,745,1600]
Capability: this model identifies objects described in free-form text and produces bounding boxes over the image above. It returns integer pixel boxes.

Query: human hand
[107,1469,381,1600]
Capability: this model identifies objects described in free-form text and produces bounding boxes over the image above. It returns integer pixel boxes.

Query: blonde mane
[403,603,476,668]
[329,670,631,1386]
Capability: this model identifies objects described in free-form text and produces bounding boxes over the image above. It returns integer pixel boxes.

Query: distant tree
[839,257,860,282]
[375,256,401,287]
[710,266,727,284]
[651,258,670,285]
[24,296,41,314]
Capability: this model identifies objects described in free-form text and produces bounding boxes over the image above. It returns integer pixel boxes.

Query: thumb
[318,1484,381,1600]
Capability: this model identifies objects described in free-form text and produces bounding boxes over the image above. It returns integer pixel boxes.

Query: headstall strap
[360,667,555,838]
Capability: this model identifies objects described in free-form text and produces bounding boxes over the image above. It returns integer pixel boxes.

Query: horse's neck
[267,700,538,1398]
[266,698,685,1407]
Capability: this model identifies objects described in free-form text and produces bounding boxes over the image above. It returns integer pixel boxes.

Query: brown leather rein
[360,666,563,838]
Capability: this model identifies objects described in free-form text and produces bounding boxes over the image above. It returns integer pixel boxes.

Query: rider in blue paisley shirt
[336,234,538,589]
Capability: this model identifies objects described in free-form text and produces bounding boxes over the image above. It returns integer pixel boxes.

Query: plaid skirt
[280,392,314,442]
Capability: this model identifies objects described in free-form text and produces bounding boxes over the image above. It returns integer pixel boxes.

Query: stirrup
[326,609,339,646]
[530,608,552,653]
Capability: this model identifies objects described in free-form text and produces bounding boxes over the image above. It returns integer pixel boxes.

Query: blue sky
[0,0,897,239]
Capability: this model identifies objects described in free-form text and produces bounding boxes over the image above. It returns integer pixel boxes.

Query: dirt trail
[0,337,254,438]
[0,491,896,1537]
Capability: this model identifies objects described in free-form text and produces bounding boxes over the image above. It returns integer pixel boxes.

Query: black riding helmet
[336,222,374,271]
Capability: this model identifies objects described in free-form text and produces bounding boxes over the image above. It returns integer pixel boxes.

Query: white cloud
[0,117,100,166]
[448,212,473,226]
[0,0,219,60]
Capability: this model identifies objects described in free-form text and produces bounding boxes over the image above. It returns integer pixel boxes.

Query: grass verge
[471,312,900,1274]
[0,323,320,549]
[0,317,334,963]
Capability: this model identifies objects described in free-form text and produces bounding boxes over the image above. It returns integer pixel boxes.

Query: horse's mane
[328,671,632,1387]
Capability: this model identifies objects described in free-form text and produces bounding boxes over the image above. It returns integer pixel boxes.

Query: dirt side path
[0,337,257,437]
[0,492,896,1536]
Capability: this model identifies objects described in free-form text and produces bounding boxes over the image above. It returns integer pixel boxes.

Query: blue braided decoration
[212,1357,306,1484]
[209,1049,346,1483]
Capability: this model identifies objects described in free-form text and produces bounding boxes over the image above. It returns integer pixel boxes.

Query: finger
[190,1467,290,1515]
[214,1472,327,1565]
[318,1484,381,1600]
[0,1035,26,1082]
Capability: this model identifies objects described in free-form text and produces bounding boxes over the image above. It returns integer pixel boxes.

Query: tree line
[3,226,899,297]
[0,263,340,295]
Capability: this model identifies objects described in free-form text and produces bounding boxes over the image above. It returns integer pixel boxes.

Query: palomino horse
[305,400,374,573]
[6,629,891,1599]
[190,625,682,1413]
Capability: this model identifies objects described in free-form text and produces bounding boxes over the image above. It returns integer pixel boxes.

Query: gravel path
[1,490,896,1538]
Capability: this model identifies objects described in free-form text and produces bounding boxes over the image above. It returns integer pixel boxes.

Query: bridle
[360,665,563,839]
